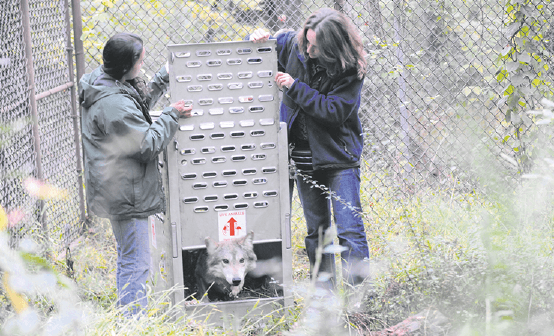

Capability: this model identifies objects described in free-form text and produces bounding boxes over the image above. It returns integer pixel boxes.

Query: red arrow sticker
[218,210,246,241]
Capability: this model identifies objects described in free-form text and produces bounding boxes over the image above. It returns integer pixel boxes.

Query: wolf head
[204,231,257,298]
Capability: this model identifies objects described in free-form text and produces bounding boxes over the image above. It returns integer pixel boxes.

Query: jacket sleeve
[276,31,296,73]
[145,66,171,110]
[285,75,364,127]
[102,95,179,163]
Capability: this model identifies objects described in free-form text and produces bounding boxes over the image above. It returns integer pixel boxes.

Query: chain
[289,158,368,222]
[65,246,75,279]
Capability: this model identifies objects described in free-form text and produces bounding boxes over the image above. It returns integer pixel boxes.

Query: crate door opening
[182,241,284,302]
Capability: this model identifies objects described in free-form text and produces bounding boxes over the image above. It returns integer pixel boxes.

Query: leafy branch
[495,0,553,172]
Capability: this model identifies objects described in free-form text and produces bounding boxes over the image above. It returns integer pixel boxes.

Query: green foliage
[0,123,89,335]
[358,181,554,333]
[494,0,554,170]
[5,139,554,334]
[71,219,117,309]
[0,213,89,335]
[497,0,552,115]
[80,0,267,70]
[6,0,554,333]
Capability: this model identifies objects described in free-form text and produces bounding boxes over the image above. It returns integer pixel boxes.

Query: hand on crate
[275,72,294,91]
[249,29,270,43]
[171,99,193,118]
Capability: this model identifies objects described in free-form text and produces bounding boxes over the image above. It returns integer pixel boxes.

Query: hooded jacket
[275,31,365,170]
[79,66,178,220]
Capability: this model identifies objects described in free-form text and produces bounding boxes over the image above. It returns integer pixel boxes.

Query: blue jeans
[295,168,370,287]
[110,217,150,316]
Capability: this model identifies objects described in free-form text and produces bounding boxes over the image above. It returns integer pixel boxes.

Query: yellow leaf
[0,206,7,231]
[3,274,28,313]
[23,177,68,200]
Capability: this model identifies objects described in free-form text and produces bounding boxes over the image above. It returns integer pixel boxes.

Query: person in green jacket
[79,32,191,316]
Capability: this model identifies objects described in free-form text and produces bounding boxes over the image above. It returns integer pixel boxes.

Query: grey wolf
[194,231,257,301]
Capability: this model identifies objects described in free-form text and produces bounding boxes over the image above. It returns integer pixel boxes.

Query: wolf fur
[194,231,257,301]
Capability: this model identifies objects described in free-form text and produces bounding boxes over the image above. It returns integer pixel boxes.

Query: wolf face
[194,231,257,301]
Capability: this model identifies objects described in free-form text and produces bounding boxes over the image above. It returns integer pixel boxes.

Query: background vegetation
[3,0,554,334]
[3,107,554,334]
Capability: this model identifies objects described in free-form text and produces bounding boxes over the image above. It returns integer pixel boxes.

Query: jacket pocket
[102,171,135,213]
[339,138,355,161]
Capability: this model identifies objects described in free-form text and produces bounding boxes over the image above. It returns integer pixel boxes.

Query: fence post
[71,0,86,84]
[71,0,89,226]
[64,0,87,229]
[20,0,49,246]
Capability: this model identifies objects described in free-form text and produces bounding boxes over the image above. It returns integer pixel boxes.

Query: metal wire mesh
[358,0,514,195]
[31,0,83,247]
[1,0,39,246]
[1,0,83,250]
[4,0,553,252]
[79,0,546,205]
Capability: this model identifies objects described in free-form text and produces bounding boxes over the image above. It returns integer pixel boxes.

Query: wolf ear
[244,231,254,249]
[205,237,217,255]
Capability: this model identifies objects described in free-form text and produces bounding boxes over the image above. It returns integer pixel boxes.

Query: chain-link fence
[1,0,85,251]
[79,0,554,208]
[3,0,553,252]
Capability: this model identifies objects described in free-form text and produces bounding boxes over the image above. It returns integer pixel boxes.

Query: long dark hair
[102,32,152,123]
[103,32,144,80]
[297,8,367,79]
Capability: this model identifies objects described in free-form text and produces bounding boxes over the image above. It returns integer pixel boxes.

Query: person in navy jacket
[250,8,370,288]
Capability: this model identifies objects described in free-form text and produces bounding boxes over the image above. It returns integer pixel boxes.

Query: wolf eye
[239,258,245,263]
[222,259,230,264]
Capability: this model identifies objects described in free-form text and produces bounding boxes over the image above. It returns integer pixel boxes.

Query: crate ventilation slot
[202,172,217,178]
[207,59,222,67]
[196,50,211,57]
[197,74,212,81]
[238,71,253,79]
[213,181,228,188]
[222,170,237,177]
[217,49,231,56]
[201,146,216,154]
[218,73,233,80]
[204,195,218,202]
[254,201,269,208]
[214,204,229,211]
[224,193,239,200]
[194,206,209,213]
[183,197,198,204]
[221,145,236,152]
[242,168,257,175]
[180,148,195,155]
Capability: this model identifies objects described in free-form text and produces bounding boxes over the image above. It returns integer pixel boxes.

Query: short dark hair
[102,32,144,80]
[298,8,367,79]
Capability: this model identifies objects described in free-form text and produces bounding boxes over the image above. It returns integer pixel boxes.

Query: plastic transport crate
[148,40,292,324]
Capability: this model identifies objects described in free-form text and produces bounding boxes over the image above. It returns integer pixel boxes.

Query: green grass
[3,165,554,335]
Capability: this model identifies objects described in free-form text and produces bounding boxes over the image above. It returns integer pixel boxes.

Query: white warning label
[218,210,247,241]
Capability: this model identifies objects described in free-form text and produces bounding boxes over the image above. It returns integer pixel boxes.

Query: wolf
[194,231,257,301]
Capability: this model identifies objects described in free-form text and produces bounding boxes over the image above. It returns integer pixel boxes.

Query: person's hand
[275,72,294,90]
[171,100,193,118]
[250,29,270,43]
